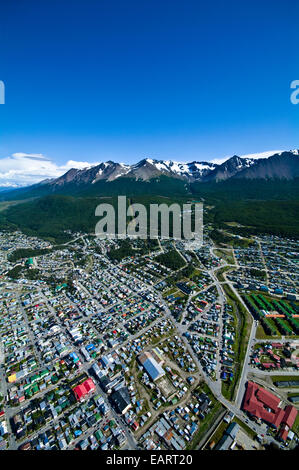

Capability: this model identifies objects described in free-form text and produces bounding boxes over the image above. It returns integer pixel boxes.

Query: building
[138,349,165,382]
[111,387,131,414]
[73,378,96,401]
[215,422,239,450]
[289,396,299,404]
[282,405,298,430]
[25,258,34,269]
[242,381,297,439]
[80,346,91,362]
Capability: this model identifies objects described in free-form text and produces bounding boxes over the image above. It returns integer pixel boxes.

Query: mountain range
[42,149,299,189]
[0,149,298,242]
[0,149,298,202]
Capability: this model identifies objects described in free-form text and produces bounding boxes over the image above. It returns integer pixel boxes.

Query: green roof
[95,430,103,440]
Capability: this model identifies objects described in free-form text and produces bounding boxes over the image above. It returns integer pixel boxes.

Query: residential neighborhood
[0,229,298,451]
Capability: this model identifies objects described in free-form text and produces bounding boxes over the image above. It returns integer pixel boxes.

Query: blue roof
[143,358,164,381]
[69,352,79,360]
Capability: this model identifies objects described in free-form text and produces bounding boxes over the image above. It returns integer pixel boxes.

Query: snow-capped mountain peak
[44,149,299,188]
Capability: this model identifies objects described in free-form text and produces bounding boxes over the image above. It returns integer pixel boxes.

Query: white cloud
[210,149,285,165]
[0,153,100,187]
[60,160,97,171]
[239,150,284,160]
[0,182,21,188]
[210,156,230,165]
[12,152,52,161]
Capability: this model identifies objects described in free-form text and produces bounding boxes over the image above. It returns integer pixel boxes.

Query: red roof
[279,427,289,442]
[256,387,280,411]
[73,378,96,401]
[262,363,275,368]
[242,382,284,428]
[282,405,298,429]
[272,408,285,428]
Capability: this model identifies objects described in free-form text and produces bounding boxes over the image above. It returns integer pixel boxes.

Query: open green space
[221,284,252,401]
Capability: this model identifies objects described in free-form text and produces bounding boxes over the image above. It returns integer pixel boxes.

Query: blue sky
[0,0,298,185]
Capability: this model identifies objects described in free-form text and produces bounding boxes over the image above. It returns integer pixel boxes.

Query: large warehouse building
[242,381,297,441]
[138,348,165,382]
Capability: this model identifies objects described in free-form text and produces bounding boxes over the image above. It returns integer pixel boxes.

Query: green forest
[0,177,298,241]
[156,249,186,270]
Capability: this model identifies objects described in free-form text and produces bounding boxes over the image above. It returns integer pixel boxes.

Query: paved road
[1,237,288,450]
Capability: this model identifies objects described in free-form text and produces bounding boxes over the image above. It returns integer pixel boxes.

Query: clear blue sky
[0,0,298,169]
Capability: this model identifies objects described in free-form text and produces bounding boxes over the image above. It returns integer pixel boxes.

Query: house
[215,422,239,450]
[131,421,139,431]
[282,405,298,429]
[0,420,8,436]
[242,381,298,439]
[73,378,96,401]
[111,387,132,415]
[242,381,283,428]
[138,350,165,382]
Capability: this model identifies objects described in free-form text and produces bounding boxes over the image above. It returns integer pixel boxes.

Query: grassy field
[271,376,299,384]
[214,266,233,283]
[246,292,298,339]
[207,420,229,448]
[214,249,235,265]
[0,197,37,212]
[221,284,253,402]
[205,415,257,450]
[255,323,281,340]
[293,414,299,435]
